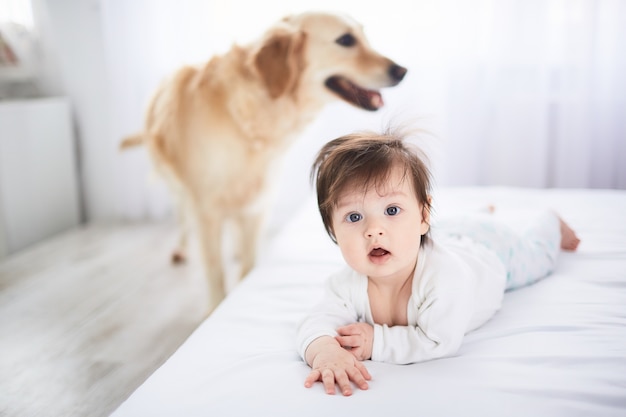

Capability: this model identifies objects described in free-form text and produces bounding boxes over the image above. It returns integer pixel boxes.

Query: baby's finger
[304,370,321,388]
[334,370,353,396]
[335,335,361,348]
[347,366,369,390]
[348,346,367,360]
[336,324,358,335]
[321,369,337,395]
[355,360,372,380]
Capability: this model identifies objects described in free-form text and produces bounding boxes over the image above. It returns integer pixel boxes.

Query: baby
[297,129,580,396]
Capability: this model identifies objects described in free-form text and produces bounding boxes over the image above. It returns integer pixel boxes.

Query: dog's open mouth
[325,76,383,111]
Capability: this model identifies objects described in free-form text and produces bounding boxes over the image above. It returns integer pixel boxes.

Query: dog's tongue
[370,248,388,256]
[325,76,384,111]
[360,90,383,110]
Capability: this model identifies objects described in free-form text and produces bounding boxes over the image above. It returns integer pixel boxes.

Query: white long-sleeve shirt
[297,236,507,364]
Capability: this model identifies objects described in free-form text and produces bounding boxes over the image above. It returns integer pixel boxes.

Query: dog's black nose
[389,64,407,82]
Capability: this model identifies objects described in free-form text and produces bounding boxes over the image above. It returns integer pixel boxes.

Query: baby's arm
[337,321,464,364]
[304,336,371,396]
[298,269,372,395]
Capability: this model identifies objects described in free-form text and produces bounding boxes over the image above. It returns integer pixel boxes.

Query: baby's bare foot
[559,218,580,251]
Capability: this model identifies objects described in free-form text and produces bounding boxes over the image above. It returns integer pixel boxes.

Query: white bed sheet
[112,187,626,417]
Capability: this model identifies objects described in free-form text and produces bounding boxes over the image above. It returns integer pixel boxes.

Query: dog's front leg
[234,211,265,281]
[171,198,191,264]
[195,209,226,314]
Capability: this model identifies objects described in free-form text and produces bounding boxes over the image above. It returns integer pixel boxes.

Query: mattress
[111,187,626,416]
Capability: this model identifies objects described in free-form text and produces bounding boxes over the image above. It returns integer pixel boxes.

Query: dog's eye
[335,33,356,47]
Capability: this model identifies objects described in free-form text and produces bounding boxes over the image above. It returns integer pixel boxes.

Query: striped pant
[433,209,561,290]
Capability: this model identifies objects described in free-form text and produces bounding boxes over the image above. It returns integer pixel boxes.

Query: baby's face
[331,166,430,284]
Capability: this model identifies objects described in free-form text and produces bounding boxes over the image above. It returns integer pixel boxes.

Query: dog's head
[253,12,407,111]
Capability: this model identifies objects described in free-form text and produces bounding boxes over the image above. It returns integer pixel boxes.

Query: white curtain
[98,0,625,225]
[440,0,626,188]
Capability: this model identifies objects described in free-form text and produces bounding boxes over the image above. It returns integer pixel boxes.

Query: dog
[120,11,407,313]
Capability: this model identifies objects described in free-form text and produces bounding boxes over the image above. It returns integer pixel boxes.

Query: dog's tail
[119,133,144,150]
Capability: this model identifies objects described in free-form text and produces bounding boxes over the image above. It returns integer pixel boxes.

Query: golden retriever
[121,11,407,313]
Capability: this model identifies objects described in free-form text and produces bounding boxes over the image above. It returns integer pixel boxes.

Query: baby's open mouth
[369,247,390,257]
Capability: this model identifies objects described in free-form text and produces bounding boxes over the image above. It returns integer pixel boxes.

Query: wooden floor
[0,221,210,417]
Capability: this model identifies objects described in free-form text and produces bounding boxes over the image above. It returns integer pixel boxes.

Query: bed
[111,186,626,417]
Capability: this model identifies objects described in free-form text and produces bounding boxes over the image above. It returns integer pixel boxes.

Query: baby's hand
[304,336,371,396]
[336,322,374,361]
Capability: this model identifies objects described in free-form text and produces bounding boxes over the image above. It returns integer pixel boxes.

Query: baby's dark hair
[311,127,433,244]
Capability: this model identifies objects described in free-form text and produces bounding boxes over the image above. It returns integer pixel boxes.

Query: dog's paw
[171,251,187,264]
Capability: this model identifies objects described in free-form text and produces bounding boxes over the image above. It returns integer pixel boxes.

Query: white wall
[32,0,116,221]
[0,97,80,255]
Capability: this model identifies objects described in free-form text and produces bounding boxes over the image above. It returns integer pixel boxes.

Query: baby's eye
[385,206,400,216]
[346,212,362,223]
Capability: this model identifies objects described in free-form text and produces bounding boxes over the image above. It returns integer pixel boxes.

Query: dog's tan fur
[121,12,406,312]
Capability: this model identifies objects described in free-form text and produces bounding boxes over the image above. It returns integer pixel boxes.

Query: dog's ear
[254,29,306,99]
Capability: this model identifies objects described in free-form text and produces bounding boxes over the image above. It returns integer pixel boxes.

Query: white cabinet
[0,97,81,258]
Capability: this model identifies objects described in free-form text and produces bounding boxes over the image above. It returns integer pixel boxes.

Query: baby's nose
[365,222,384,238]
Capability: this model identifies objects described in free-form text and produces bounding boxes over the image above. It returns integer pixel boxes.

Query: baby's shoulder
[417,241,477,291]
[419,238,505,295]
[423,240,474,272]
